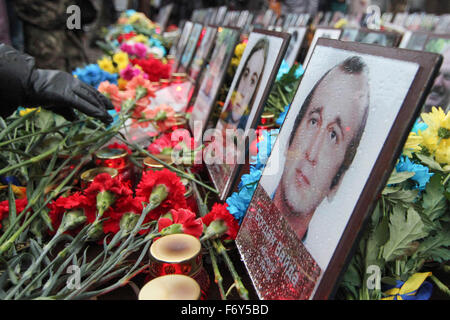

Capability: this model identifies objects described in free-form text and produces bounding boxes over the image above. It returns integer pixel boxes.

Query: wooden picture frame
[303,27,342,68]
[204,29,291,201]
[189,27,242,136]
[171,21,194,72]
[284,27,308,68]
[236,38,442,300]
[178,23,204,74]
[354,28,402,48]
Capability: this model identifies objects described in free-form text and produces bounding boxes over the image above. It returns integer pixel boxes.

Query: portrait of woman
[218,38,269,130]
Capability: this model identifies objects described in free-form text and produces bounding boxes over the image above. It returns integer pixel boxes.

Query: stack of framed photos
[137,4,447,301]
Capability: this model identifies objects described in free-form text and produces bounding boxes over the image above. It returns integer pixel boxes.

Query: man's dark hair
[287,56,370,190]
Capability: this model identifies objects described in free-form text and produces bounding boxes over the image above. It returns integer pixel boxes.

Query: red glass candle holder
[138,274,201,300]
[143,154,175,172]
[94,148,134,185]
[148,234,210,298]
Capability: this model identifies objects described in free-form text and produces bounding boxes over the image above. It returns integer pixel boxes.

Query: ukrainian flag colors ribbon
[382,272,433,300]
[0,184,27,199]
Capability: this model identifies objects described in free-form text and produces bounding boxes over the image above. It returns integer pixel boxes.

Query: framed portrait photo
[339,28,359,42]
[303,27,342,68]
[171,21,194,71]
[399,31,430,51]
[354,29,402,48]
[204,29,291,201]
[284,27,308,68]
[178,23,204,74]
[189,27,241,135]
[188,25,218,82]
[156,3,173,33]
[423,34,450,113]
[236,38,441,300]
[215,6,228,25]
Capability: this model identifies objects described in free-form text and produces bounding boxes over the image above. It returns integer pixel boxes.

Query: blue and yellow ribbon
[382,272,433,300]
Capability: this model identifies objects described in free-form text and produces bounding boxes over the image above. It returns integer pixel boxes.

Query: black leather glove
[0,44,114,124]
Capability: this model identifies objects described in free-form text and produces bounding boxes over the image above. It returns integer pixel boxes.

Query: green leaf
[416,154,445,172]
[422,174,447,222]
[415,231,450,262]
[382,186,401,195]
[385,189,419,203]
[35,109,55,131]
[387,170,415,185]
[382,205,428,262]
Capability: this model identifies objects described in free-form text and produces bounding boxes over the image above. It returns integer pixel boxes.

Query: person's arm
[0,44,113,123]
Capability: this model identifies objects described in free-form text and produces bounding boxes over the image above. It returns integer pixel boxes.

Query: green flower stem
[430,274,450,296]
[63,203,158,299]
[0,143,61,176]
[208,240,226,300]
[277,85,290,107]
[0,120,83,148]
[212,239,249,300]
[0,109,38,142]
[4,229,64,299]
[121,138,219,194]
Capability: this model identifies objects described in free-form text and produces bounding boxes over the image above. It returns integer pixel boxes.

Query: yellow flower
[419,129,439,153]
[98,56,116,74]
[129,12,147,25]
[131,35,149,44]
[334,18,348,29]
[421,106,450,132]
[403,132,423,158]
[19,107,40,117]
[234,43,246,58]
[113,52,129,71]
[230,57,240,68]
[118,78,128,90]
[435,139,450,165]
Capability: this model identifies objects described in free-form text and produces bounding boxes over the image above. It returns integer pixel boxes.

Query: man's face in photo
[279,66,369,217]
[425,47,450,112]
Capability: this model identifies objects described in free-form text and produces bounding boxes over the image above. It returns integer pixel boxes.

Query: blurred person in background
[0,0,11,45]
[12,0,97,72]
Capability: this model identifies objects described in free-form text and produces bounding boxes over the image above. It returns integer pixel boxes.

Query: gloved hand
[0,44,113,124]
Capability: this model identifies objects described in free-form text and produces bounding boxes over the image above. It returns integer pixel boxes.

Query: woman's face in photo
[231,49,265,122]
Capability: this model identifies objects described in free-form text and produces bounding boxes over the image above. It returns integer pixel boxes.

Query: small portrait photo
[188,26,218,82]
[284,27,307,68]
[303,28,342,68]
[189,28,240,134]
[354,29,400,47]
[171,21,193,71]
[423,36,450,113]
[339,28,359,42]
[399,31,429,51]
[179,23,204,73]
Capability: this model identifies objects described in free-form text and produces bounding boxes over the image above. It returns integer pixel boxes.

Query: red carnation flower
[117,31,137,43]
[202,203,239,240]
[158,208,203,238]
[135,169,187,221]
[84,173,132,200]
[0,198,29,229]
[48,193,93,234]
[147,133,173,154]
